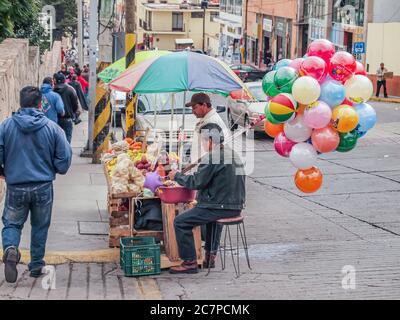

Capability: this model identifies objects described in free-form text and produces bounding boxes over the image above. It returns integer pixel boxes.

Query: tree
[0,0,48,53]
[41,0,77,39]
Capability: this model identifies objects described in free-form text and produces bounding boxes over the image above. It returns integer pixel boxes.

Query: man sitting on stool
[168,123,246,274]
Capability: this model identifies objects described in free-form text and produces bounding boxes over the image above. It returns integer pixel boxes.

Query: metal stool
[207,215,251,277]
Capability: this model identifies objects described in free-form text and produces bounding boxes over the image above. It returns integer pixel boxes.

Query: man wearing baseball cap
[185,92,229,163]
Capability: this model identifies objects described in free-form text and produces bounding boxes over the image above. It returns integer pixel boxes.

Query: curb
[0,249,120,265]
[370,97,400,103]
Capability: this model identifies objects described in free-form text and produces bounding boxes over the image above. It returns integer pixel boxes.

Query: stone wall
[0,38,62,200]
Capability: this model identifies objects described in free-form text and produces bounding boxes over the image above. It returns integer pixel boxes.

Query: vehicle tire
[228,110,238,131]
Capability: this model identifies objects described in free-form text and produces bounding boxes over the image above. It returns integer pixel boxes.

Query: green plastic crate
[120,236,161,277]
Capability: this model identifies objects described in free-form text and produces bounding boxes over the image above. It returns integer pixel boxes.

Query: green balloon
[264,102,281,124]
[336,130,358,152]
[274,67,298,94]
[262,71,281,97]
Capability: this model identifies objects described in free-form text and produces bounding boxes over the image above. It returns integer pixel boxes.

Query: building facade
[136,0,220,55]
[214,0,243,63]
[245,0,301,69]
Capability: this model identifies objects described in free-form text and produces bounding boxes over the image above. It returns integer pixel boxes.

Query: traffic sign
[353,42,365,54]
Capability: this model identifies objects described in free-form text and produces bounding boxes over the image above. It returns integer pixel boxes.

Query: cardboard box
[384,72,394,79]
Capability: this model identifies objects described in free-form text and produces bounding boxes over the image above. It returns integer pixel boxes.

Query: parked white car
[226,81,268,135]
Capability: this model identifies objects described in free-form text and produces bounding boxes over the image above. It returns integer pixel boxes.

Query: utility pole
[77,0,84,67]
[244,0,248,63]
[125,0,137,138]
[201,1,208,52]
[88,0,98,153]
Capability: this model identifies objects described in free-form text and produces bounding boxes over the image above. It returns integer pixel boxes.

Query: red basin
[156,186,196,204]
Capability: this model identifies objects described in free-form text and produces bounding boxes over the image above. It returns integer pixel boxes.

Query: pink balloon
[289,58,305,72]
[274,132,297,158]
[307,39,336,66]
[300,56,328,83]
[355,61,367,76]
[329,51,357,82]
[303,101,332,129]
[311,126,340,153]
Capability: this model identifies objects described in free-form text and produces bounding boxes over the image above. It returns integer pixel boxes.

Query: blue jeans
[58,118,73,144]
[174,207,241,261]
[2,182,53,271]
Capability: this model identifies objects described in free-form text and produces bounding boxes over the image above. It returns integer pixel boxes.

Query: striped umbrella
[109,51,251,97]
[98,50,170,83]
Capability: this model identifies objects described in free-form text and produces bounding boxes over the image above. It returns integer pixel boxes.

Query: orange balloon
[294,167,323,193]
[297,104,307,115]
[264,120,284,138]
[331,105,359,133]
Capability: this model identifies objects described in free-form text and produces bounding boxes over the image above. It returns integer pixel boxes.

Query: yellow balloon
[292,76,321,105]
[331,105,359,133]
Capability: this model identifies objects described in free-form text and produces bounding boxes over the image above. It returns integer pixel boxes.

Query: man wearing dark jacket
[168,123,246,274]
[0,86,72,283]
[53,72,79,143]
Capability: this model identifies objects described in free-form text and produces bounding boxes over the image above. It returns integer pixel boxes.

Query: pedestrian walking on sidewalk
[40,77,65,123]
[376,63,389,98]
[70,74,88,112]
[53,73,80,143]
[168,123,246,274]
[0,86,72,283]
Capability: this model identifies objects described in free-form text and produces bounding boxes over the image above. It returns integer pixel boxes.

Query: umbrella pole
[178,91,187,171]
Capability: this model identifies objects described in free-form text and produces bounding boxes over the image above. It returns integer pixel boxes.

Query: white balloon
[345,75,373,104]
[292,76,321,105]
[284,115,313,143]
[289,143,318,170]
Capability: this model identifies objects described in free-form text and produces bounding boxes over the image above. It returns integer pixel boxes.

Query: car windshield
[249,85,268,102]
[137,92,194,115]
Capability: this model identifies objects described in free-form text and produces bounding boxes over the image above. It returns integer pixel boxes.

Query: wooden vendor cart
[104,164,203,269]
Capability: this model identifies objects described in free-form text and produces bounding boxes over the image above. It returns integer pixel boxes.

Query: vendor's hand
[168,170,177,181]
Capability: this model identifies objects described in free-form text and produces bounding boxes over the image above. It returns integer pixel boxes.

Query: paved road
[1,102,400,299]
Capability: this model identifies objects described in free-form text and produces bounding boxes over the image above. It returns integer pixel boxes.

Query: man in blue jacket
[40,77,65,123]
[0,86,72,283]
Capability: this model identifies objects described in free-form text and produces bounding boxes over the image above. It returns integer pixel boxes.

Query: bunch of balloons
[263,39,377,194]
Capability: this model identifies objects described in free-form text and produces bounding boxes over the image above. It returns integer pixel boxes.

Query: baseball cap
[54,72,66,84]
[185,92,211,107]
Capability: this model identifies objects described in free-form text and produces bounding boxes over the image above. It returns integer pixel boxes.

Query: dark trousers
[58,118,73,144]
[2,182,53,271]
[376,80,388,98]
[174,207,241,261]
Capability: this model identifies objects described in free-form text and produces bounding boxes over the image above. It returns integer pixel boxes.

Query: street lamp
[201,0,208,53]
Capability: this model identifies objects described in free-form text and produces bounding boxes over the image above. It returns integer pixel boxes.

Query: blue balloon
[274,59,292,70]
[319,79,346,108]
[354,103,377,132]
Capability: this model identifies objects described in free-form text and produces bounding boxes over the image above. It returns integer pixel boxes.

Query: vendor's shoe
[29,267,45,278]
[169,260,198,274]
[2,246,20,283]
[203,252,217,269]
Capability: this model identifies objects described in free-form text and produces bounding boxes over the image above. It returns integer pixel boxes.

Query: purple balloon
[144,171,163,193]
[303,101,332,129]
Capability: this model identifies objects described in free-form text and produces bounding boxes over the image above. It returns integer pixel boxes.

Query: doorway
[344,31,353,54]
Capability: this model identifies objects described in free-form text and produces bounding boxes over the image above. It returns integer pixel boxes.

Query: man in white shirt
[376,63,389,98]
[185,93,230,164]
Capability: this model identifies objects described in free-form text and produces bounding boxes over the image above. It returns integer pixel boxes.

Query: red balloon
[289,58,305,72]
[341,97,354,106]
[311,126,340,153]
[307,39,336,66]
[329,51,357,82]
[274,132,297,158]
[355,61,367,76]
[300,56,328,83]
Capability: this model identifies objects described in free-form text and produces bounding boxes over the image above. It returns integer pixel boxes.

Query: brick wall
[0,38,61,201]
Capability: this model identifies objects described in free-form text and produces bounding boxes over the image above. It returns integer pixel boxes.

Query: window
[172,12,183,31]
[210,11,219,22]
[191,12,203,19]
[220,0,226,12]
[332,0,365,26]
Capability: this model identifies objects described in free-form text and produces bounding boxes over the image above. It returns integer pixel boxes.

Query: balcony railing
[141,23,185,33]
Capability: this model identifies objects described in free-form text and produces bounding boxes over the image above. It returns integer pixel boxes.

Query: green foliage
[41,0,77,37]
[0,0,49,53]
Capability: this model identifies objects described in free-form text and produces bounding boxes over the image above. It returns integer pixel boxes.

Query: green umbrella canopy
[98,50,170,83]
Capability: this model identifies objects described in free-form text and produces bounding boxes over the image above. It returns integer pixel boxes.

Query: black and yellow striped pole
[125,33,136,138]
[92,62,112,163]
